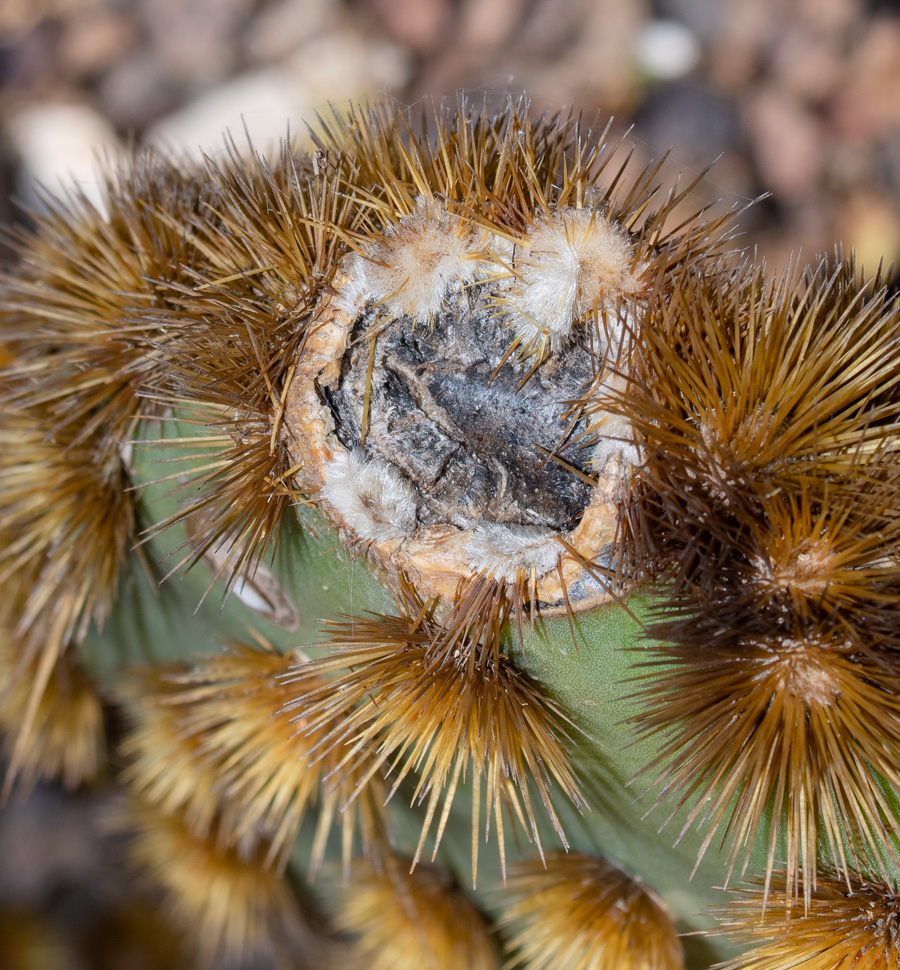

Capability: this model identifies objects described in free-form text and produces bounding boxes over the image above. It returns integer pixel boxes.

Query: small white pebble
[635,19,702,81]
[8,103,120,214]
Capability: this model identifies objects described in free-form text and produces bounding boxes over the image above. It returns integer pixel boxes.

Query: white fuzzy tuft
[498,207,644,354]
[590,372,640,471]
[351,197,484,325]
[332,253,371,317]
[590,409,640,471]
[465,524,561,581]
[323,450,418,543]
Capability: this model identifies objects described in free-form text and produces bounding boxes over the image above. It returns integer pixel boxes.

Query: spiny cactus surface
[2,95,900,969]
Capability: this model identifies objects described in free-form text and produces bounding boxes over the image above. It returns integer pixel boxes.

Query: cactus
[2,95,900,969]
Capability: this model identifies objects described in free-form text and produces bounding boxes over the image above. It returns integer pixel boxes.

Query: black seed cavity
[327,284,597,532]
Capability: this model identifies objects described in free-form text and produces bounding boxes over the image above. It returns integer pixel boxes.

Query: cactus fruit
[2,95,900,968]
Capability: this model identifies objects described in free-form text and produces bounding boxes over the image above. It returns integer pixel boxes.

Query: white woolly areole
[350,197,484,325]
[500,207,644,353]
[590,409,640,471]
[465,524,561,581]
[590,371,640,471]
[322,450,418,543]
[331,253,370,317]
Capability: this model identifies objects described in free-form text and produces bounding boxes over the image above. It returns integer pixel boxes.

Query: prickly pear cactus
[2,96,900,969]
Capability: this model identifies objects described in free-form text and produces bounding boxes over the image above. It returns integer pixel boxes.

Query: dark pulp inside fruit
[326,284,597,533]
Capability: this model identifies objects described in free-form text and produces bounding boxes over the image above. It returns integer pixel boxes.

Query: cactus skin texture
[2,95,900,970]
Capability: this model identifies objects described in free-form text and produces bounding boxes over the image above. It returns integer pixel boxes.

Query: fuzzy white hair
[350,197,485,325]
[465,523,561,581]
[590,371,640,471]
[590,409,640,471]
[322,450,418,543]
[499,207,644,354]
[332,253,371,317]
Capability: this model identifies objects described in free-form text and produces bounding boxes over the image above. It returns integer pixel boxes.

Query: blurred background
[2,0,900,275]
[1,0,899,967]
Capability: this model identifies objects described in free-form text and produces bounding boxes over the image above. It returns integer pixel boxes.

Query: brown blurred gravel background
[0,0,899,967]
[2,0,900,274]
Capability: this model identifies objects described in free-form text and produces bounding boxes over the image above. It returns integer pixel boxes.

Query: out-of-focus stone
[144,68,302,158]
[145,32,411,159]
[59,9,136,80]
[835,189,900,277]
[634,82,746,171]
[245,0,337,64]
[769,25,845,102]
[96,50,176,132]
[709,0,781,90]
[745,86,823,202]
[796,0,859,34]
[7,101,120,211]
[831,17,900,139]
[0,0,95,39]
[363,0,452,53]
[426,0,646,113]
[141,0,252,87]
[635,19,702,81]
[654,0,724,44]
[280,29,412,110]
[0,19,65,94]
